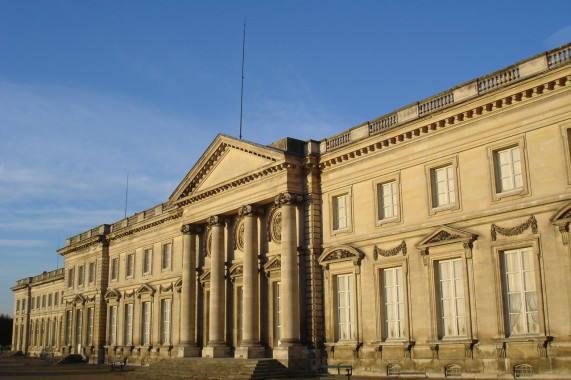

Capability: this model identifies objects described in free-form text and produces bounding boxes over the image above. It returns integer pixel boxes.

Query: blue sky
[1,0,570,316]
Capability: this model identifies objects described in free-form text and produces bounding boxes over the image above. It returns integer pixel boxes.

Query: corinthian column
[235,205,265,358]
[178,224,201,357]
[202,215,230,358]
[272,192,309,370]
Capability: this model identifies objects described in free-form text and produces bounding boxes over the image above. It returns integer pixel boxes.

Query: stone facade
[12,43,571,377]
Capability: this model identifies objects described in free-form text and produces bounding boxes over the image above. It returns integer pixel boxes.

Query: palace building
[11,43,571,378]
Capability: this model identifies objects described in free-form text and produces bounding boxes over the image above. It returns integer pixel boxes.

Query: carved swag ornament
[374,240,407,260]
[491,215,537,241]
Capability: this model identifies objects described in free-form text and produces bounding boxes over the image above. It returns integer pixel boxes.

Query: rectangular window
[109,306,117,345]
[503,247,539,336]
[66,310,72,346]
[495,146,523,193]
[162,243,172,271]
[48,294,52,307]
[76,309,83,347]
[333,194,349,230]
[42,295,46,308]
[54,292,59,307]
[438,258,466,338]
[68,268,75,288]
[383,267,405,339]
[142,302,151,345]
[16,300,20,313]
[111,258,119,281]
[273,282,282,346]
[88,262,96,284]
[336,274,355,341]
[379,181,398,220]
[51,319,57,346]
[31,298,35,310]
[161,299,172,345]
[124,304,133,345]
[87,308,94,346]
[78,265,84,286]
[432,165,455,207]
[143,249,152,274]
[126,254,134,278]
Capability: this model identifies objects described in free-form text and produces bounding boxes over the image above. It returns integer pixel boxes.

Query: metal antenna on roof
[124,172,129,219]
[239,18,246,139]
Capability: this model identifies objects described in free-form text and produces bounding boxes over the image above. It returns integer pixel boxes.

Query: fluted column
[275,192,302,346]
[202,215,230,357]
[179,224,202,357]
[235,205,266,358]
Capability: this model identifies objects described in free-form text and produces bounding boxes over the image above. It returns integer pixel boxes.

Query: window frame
[108,305,117,346]
[124,303,134,346]
[143,248,153,275]
[328,186,354,235]
[160,298,172,345]
[88,262,96,285]
[141,301,152,346]
[77,265,85,287]
[561,123,571,185]
[162,242,172,272]
[373,173,402,226]
[126,253,135,279]
[425,156,461,215]
[110,257,119,281]
[375,262,410,342]
[67,268,75,289]
[487,136,530,201]
[436,257,467,339]
[490,237,547,340]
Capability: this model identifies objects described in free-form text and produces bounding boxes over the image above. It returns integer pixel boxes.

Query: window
[109,306,117,345]
[495,146,523,193]
[42,295,46,308]
[379,181,398,220]
[143,249,152,274]
[78,265,84,286]
[432,165,455,207]
[76,309,83,347]
[333,193,350,230]
[142,302,151,345]
[51,319,57,346]
[111,258,119,281]
[161,299,172,345]
[438,258,466,338]
[383,267,405,339]
[66,310,72,346]
[54,292,59,307]
[48,294,52,307]
[162,243,172,271]
[31,297,35,310]
[126,254,134,278]
[563,125,571,184]
[273,282,282,346]
[336,274,355,341]
[16,300,20,313]
[68,268,75,288]
[87,308,94,346]
[124,304,133,345]
[503,248,539,336]
[88,262,96,284]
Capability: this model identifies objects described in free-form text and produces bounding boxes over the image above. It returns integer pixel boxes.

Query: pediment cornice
[318,245,363,267]
[58,235,108,256]
[416,225,477,251]
[104,289,121,301]
[136,283,156,298]
[169,134,296,206]
[551,201,571,245]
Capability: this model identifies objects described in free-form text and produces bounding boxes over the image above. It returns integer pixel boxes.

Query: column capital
[181,224,203,235]
[275,192,303,206]
[238,204,262,217]
[208,215,226,227]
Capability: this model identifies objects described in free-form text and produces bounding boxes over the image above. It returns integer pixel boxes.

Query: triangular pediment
[104,289,121,301]
[72,294,86,305]
[170,134,287,203]
[135,283,156,297]
[264,255,281,272]
[416,225,477,249]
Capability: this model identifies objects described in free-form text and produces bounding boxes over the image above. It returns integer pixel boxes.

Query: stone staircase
[130,357,308,380]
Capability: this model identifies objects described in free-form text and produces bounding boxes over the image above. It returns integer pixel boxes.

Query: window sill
[493,188,528,201]
[492,335,552,344]
[375,217,400,227]
[427,338,476,345]
[429,203,459,215]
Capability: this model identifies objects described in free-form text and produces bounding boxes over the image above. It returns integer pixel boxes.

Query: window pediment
[174,277,183,293]
[264,255,281,277]
[319,245,363,268]
[228,263,243,283]
[136,283,156,298]
[551,202,571,245]
[104,289,121,302]
[72,294,86,305]
[416,225,477,251]
[199,269,211,288]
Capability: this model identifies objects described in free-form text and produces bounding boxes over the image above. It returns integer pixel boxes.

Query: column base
[273,345,310,370]
[202,345,231,358]
[235,345,267,359]
[177,344,202,357]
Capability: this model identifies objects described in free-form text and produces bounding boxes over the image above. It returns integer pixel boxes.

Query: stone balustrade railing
[321,42,571,152]
[16,268,64,287]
